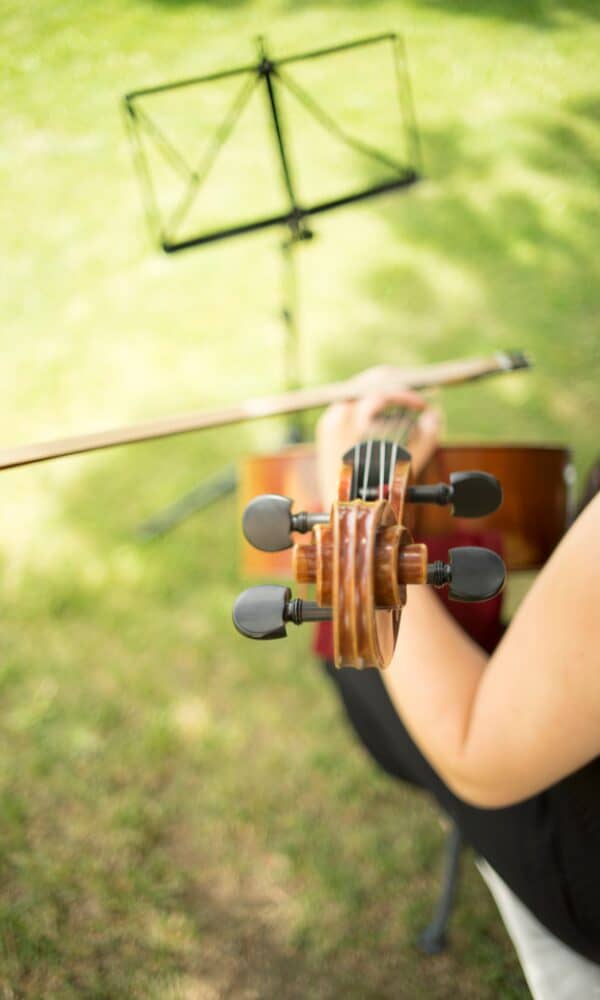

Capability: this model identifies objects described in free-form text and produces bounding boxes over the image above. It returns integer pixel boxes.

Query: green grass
[1,0,599,995]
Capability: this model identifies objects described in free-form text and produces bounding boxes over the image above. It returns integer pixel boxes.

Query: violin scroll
[234,440,507,669]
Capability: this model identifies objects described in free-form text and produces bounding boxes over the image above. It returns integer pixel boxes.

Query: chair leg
[417,822,463,955]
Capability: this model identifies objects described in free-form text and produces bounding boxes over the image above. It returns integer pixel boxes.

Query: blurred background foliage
[1,0,598,996]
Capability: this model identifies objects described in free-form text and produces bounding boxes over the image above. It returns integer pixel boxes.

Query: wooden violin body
[240,442,573,577]
[292,446,423,667]
[413,444,573,571]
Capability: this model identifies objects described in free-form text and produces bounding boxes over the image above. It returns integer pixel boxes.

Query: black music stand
[123,39,463,953]
[123,33,421,536]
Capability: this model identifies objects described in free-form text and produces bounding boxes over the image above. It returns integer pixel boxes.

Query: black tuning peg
[427,546,506,602]
[232,585,331,640]
[242,494,329,552]
[407,471,502,519]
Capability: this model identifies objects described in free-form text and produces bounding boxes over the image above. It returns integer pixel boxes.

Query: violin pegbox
[237,441,429,670]
[234,439,507,671]
[336,441,430,667]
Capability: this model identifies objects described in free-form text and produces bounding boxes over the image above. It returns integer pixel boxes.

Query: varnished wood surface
[241,445,319,577]
[413,444,573,571]
[328,454,413,669]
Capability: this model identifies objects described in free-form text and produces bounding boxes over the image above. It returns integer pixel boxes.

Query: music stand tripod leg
[136,464,237,539]
[417,822,463,955]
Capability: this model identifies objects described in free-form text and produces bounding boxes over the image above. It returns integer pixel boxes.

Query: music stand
[123,32,421,536]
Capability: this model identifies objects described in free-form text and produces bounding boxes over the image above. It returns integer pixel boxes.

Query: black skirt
[321,658,600,964]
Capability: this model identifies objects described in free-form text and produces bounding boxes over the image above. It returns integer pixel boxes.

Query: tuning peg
[449,472,502,517]
[242,494,329,552]
[427,546,506,602]
[232,585,331,640]
[407,471,502,518]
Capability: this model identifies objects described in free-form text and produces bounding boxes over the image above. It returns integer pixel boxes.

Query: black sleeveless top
[321,659,600,963]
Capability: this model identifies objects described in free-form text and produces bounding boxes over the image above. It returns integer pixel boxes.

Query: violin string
[390,409,421,495]
[361,406,406,499]
[355,402,421,501]
[385,407,420,498]
[382,409,407,500]
[388,441,399,499]
[362,438,373,502]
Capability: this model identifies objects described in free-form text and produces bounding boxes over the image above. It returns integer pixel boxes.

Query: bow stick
[0,352,528,472]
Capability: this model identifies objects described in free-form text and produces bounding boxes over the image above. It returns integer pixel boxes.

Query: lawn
[1,0,599,996]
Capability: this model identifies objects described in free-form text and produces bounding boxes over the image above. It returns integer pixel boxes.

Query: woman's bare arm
[383,490,600,807]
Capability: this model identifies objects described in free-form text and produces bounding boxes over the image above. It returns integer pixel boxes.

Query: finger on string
[376,407,410,447]
[362,405,411,449]
[387,408,412,444]
[354,390,425,430]
[364,402,404,442]
[400,409,422,441]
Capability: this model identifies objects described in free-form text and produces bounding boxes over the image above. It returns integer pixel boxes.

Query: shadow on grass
[145,0,600,20]
[318,93,600,473]
[411,0,600,27]
[280,0,600,28]
[148,0,251,7]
